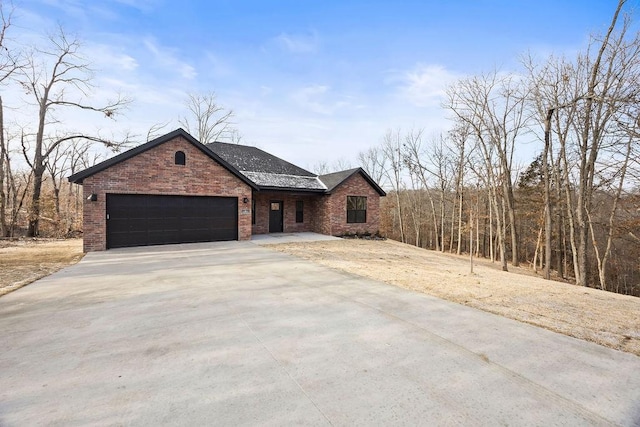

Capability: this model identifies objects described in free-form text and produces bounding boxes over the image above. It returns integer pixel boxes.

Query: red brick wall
[81,136,253,252]
[318,173,381,236]
[252,192,318,234]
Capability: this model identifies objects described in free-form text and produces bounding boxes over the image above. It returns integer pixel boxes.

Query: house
[69,128,386,252]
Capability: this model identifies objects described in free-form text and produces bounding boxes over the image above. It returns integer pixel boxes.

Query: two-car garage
[106,194,238,249]
[69,129,256,251]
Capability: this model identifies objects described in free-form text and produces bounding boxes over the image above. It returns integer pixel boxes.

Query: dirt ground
[0,239,84,296]
[269,239,640,357]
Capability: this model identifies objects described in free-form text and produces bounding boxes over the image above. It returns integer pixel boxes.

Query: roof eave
[323,168,386,197]
[67,128,258,191]
[255,186,327,194]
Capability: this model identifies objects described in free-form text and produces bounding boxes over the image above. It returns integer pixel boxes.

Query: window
[252,199,256,225]
[347,196,367,223]
[295,200,304,223]
[175,151,186,165]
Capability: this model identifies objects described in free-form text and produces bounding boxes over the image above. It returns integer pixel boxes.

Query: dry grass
[269,239,640,357]
[3,237,637,356]
[0,239,84,296]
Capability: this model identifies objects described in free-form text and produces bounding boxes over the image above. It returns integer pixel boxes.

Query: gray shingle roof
[319,168,386,196]
[242,172,326,190]
[207,143,315,176]
[207,142,326,191]
[319,168,361,192]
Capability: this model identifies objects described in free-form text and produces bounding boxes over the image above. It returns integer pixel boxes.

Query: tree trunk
[426,189,440,251]
[456,189,463,255]
[489,188,494,262]
[499,195,508,271]
[574,0,625,286]
[27,165,44,237]
[440,189,446,252]
[27,88,49,237]
[0,96,6,237]
[504,179,519,267]
[469,209,474,274]
[449,194,456,253]
[588,137,631,290]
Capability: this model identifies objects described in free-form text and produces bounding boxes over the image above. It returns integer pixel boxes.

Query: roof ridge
[319,167,361,177]
[242,170,320,179]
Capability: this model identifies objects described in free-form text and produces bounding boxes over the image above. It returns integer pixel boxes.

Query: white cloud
[260,86,273,96]
[113,0,158,12]
[275,31,319,54]
[203,51,234,77]
[291,84,350,115]
[395,64,460,107]
[86,42,139,72]
[143,37,197,80]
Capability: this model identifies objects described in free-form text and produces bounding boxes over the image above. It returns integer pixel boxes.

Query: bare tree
[0,96,7,236]
[448,124,470,255]
[228,128,244,144]
[402,129,441,250]
[311,160,330,176]
[332,158,353,172]
[19,26,129,236]
[381,129,407,243]
[357,146,387,185]
[146,121,170,142]
[0,2,19,84]
[573,2,638,287]
[445,71,528,270]
[1,129,31,237]
[0,3,22,237]
[526,1,639,287]
[178,91,234,143]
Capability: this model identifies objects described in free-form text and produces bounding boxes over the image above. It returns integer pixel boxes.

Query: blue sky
[10,0,638,170]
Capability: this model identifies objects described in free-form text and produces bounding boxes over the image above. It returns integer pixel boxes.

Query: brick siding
[81,136,252,252]
[251,173,381,237]
[252,192,318,234]
[318,173,381,236]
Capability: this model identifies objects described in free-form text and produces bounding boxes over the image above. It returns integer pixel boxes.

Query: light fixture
[242,197,249,204]
[87,193,98,202]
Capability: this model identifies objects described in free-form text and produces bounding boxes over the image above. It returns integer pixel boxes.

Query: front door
[269,201,283,232]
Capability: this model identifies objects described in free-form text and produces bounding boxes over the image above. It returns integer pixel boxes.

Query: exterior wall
[252,192,318,235]
[81,136,253,252]
[318,173,381,236]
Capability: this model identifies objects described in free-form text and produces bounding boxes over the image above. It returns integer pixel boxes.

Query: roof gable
[319,168,386,196]
[67,128,257,189]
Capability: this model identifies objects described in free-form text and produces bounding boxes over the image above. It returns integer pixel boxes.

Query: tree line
[0,4,236,239]
[358,0,640,296]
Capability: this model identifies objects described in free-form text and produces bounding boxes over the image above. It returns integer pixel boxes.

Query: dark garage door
[106,194,238,249]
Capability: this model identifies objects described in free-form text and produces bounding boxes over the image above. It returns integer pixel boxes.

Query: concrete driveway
[1,241,639,426]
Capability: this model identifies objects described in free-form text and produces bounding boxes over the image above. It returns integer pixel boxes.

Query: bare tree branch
[178,91,235,143]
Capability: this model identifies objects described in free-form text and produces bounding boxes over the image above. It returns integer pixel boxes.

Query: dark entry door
[269,201,283,233]
[106,194,238,249]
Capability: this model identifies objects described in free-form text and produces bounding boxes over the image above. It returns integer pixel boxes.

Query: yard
[269,239,640,357]
[1,237,638,357]
[0,239,83,296]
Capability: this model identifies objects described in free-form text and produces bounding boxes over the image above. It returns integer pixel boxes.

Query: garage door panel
[180,230,208,242]
[147,218,176,231]
[212,218,237,230]
[106,194,238,249]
